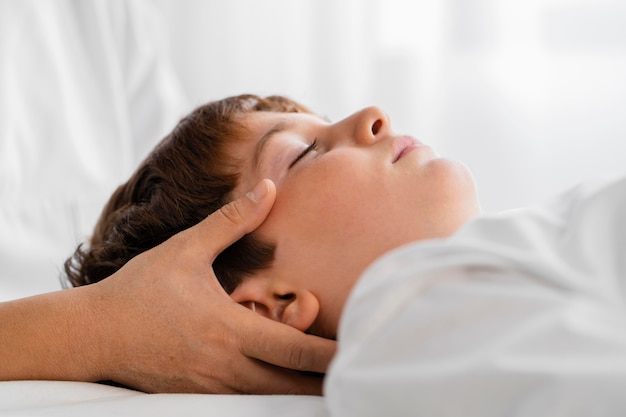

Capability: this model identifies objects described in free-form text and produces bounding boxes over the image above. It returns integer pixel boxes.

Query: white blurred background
[1,0,626,300]
[160,0,626,211]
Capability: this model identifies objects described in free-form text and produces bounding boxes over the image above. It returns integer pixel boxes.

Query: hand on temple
[0,179,336,395]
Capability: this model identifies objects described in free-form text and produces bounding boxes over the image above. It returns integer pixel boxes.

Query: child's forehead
[238,111,329,131]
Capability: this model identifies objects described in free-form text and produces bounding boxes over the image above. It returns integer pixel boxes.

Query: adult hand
[0,179,336,394]
[95,178,336,394]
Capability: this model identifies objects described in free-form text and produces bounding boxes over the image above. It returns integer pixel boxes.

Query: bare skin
[0,179,336,394]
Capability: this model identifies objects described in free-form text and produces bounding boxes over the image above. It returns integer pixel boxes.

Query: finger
[232,357,325,395]
[238,314,337,374]
[173,179,276,262]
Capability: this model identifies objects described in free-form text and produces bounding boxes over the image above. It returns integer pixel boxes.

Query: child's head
[65,95,311,293]
[65,94,481,340]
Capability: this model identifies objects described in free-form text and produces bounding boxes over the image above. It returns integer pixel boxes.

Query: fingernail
[246,180,268,203]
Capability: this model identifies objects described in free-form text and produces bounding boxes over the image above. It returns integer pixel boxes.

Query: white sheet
[0,381,326,417]
[326,175,626,416]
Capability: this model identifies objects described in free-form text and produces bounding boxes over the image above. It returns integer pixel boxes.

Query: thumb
[182,179,277,263]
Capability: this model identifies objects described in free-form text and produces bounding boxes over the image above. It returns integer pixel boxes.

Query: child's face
[228,107,481,338]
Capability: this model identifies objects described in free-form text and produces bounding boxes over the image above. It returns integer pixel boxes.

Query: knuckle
[287,341,312,371]
[217,200,245,228]
[168,228,195,256]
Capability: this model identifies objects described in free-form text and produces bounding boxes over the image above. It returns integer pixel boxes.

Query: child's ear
[230,280,319,332]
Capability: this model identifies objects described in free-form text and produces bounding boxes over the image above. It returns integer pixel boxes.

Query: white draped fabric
[327,175,626,416]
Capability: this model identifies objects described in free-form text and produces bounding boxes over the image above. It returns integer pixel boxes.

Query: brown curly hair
[64,94,314,293]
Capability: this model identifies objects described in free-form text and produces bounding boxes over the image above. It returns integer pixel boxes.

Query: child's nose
[353,106,391,145]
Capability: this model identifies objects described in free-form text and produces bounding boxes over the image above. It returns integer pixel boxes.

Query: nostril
[371,119,382,135]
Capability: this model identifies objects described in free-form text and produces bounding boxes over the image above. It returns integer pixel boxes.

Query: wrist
[74,281,124,383]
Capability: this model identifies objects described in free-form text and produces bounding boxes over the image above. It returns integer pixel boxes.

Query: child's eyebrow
[253,120,291,169]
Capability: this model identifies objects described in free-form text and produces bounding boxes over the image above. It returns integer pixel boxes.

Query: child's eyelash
[288,139,318,169]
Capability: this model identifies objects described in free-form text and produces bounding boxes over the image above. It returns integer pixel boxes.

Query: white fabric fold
[326,175,626,417]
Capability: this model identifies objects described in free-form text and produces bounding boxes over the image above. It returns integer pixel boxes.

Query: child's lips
[392,136,425,163]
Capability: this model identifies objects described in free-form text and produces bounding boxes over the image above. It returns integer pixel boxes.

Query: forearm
[0,285,110,382]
